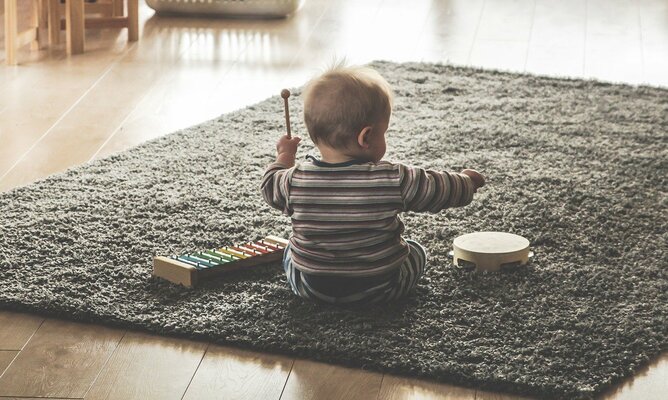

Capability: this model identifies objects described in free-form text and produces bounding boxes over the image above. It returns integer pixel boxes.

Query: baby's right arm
[260,134,301,215]
[398,164,484,213]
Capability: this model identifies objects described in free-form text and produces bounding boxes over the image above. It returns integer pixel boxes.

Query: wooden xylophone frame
[153,235,289,287]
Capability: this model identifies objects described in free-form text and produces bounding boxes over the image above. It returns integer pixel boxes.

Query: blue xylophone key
[179,255,216,269]
[187,254,220,268]
[176,255,204,269]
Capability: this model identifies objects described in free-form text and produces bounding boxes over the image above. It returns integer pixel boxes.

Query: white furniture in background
[145,0,303,18]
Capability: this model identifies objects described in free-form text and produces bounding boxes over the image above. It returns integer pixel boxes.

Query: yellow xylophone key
[218,247,247,259]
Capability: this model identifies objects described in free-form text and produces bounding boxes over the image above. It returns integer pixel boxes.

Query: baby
[261,63,485,305]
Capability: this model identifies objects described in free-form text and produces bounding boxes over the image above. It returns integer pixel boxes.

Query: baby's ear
[357,126,373,148]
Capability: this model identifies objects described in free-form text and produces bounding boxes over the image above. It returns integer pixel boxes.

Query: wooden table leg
[48,0,60,45]
[127,0,138,42]
[30,0,44,50]
[113,0,123,17]
[4,0,18,65]
[66,0,84,54]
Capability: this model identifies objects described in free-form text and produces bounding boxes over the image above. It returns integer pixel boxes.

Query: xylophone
[154,91,295,287]
[153,236,289,287]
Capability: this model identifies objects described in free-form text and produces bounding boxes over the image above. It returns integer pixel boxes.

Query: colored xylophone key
[200,250,240,264]
[175,255,205,267]
[238,245,262,256]
[247,243,269,253]
[196,252,229,264]
[208,249,237,262]
[260,241,280,251]
[229,246,257,257]
[172,256,199,268]
[178,254,216,269]
[217,247,247,259]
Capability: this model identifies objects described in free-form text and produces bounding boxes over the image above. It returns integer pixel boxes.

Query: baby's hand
[461,169,485,192]
[275,135,301,167]
[276,134,301,156]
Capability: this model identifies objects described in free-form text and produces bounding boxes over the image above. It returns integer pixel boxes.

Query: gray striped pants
[282,240,428,305]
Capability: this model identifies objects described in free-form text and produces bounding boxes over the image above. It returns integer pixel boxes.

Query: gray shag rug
[1,61,666,399]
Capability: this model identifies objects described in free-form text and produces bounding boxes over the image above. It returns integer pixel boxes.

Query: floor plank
[0,38,131,180]
[280,359,383,400]
[469,39,529,72]
[84,331,207,400]
[639,0,668,45]
[378,374,476,400]
[0,351,18,377]
[415,0,482,65]
[584,33,644,84]
[0,311,43,350]
[0,398,74,400]
[0,398,75,400]
[525,0,585,77]
[91,1,332,161]
[182,344,293,400]
[642,41,668,87]
[599,353,668,400]
[0,319,124,398]
[475,390,535,400]
[0,18,207,191]
[476,0,535,42]
[584,0,644,84]
[0,61,187,190]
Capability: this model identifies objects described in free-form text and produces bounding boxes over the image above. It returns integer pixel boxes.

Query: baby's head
[303,63,394,163]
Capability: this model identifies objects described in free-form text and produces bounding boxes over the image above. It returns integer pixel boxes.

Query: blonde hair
[302,61,393,149]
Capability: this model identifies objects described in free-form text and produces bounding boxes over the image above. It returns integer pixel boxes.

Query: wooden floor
[1,0,667,398]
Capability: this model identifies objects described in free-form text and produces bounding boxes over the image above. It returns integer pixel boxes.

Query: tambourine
[448,231,534,272]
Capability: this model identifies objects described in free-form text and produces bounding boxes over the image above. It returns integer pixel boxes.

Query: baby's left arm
[398,164,483,213]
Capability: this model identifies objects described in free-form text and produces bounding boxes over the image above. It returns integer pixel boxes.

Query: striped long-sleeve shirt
[261,156,475,277]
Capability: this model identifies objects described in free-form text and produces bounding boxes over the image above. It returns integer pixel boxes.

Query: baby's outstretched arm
[399,165,484,213]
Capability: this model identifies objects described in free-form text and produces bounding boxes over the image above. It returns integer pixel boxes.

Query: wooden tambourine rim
[448,231,534,272]
[447,250,534,271]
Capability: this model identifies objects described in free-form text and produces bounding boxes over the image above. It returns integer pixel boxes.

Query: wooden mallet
[281,89,292,138]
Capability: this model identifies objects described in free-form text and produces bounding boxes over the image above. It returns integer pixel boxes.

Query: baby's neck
[318,145,360,164]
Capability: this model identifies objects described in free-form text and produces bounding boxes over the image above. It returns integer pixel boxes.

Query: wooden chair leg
[113,0,123,17]
[66,0,85,54]
[4,0,18,65]
[127,0,138,42]
[39,0,49,45]
[30,0,45,50]
[48,0,60,45]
